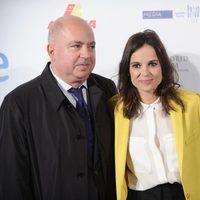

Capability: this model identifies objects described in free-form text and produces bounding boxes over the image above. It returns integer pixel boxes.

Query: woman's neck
[140,92,159,104]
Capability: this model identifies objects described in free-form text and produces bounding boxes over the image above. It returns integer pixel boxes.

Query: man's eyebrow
[67,41,96,45]
[68,41,83,45]
[89,41,96,46]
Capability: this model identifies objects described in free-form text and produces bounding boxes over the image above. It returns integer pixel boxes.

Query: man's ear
[47,44,56,63]
[47,44,54,56]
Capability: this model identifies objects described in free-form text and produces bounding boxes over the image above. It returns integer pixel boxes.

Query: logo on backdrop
[175,4,200,23]
[0,52,9,82]
[143,4,200,23]
[64,4,82,16]
[48,4,96,30]
[170,55,189,72]
[143,10,173,19]
[64,4,96,29]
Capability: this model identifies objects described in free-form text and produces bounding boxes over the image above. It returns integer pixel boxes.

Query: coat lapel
[88,85,102,115]
[115,102,130,200]
[170,101,184,177]
[88,84,102,167]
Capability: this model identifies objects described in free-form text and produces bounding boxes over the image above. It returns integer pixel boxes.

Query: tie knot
[69,85,85,105]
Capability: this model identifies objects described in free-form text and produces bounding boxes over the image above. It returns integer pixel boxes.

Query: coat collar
[87,76,103,115]
[40,62,103,113]
[40,62,67,111]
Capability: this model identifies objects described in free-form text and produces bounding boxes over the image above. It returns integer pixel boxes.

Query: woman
[114,29,200,200]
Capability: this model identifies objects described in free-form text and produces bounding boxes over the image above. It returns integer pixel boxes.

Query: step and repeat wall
[1,0,200,104]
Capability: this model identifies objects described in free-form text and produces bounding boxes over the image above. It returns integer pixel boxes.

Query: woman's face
[129,44,162,100]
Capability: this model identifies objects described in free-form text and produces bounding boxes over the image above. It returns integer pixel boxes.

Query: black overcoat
[0,62,117,200]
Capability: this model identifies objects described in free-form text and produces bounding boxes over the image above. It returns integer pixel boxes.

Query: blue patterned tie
[69,86,94,160]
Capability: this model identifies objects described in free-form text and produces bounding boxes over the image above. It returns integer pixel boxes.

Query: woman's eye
[149,62,157,66]
[131,64,140,68]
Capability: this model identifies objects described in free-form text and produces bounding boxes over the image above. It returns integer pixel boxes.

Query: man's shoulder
[89,73,117,95]
[3,75,40,103]
[90,73,113,82]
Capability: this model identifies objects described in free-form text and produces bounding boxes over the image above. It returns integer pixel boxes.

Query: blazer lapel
[115,102,130,199]
[170,102,184,177]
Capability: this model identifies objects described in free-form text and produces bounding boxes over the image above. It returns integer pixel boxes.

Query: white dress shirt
[50,65,88,107]
[127,98,181,191]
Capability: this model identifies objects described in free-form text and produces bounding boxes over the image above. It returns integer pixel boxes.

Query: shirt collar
[140,97,162,113]
[50,65,88,92]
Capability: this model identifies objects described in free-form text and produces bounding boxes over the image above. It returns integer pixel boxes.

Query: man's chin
[75,74,90,82]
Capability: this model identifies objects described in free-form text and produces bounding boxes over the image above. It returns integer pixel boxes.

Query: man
[0,15,117,200]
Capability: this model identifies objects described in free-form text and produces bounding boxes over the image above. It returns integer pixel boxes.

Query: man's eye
[71,44,81,48]
[89,45,95,49]
[88,44,95,50]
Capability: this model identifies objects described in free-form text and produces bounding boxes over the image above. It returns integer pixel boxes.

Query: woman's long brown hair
[118,29,184,119]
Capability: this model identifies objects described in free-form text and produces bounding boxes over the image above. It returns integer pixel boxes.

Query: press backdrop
[1,0,200,104]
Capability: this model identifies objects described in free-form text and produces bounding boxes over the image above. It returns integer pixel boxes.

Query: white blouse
[127,98,181,191]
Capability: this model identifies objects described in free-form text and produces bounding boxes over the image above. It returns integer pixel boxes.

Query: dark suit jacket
[0,62,117,200]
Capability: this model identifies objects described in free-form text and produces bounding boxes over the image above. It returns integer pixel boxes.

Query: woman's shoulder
[177,88,200,99]
[177,88,200,104]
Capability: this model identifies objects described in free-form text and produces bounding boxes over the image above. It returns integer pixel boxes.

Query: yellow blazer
[114,89,200,200]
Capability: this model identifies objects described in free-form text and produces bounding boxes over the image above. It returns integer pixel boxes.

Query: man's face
[48,23,96,87]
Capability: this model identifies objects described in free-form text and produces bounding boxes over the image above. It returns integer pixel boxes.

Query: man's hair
[48,21,63,44]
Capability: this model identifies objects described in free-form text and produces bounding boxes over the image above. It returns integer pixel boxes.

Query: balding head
[47,15,96,87]
[48,15,94,44]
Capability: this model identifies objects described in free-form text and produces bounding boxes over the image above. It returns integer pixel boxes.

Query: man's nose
[80,46,90,58]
